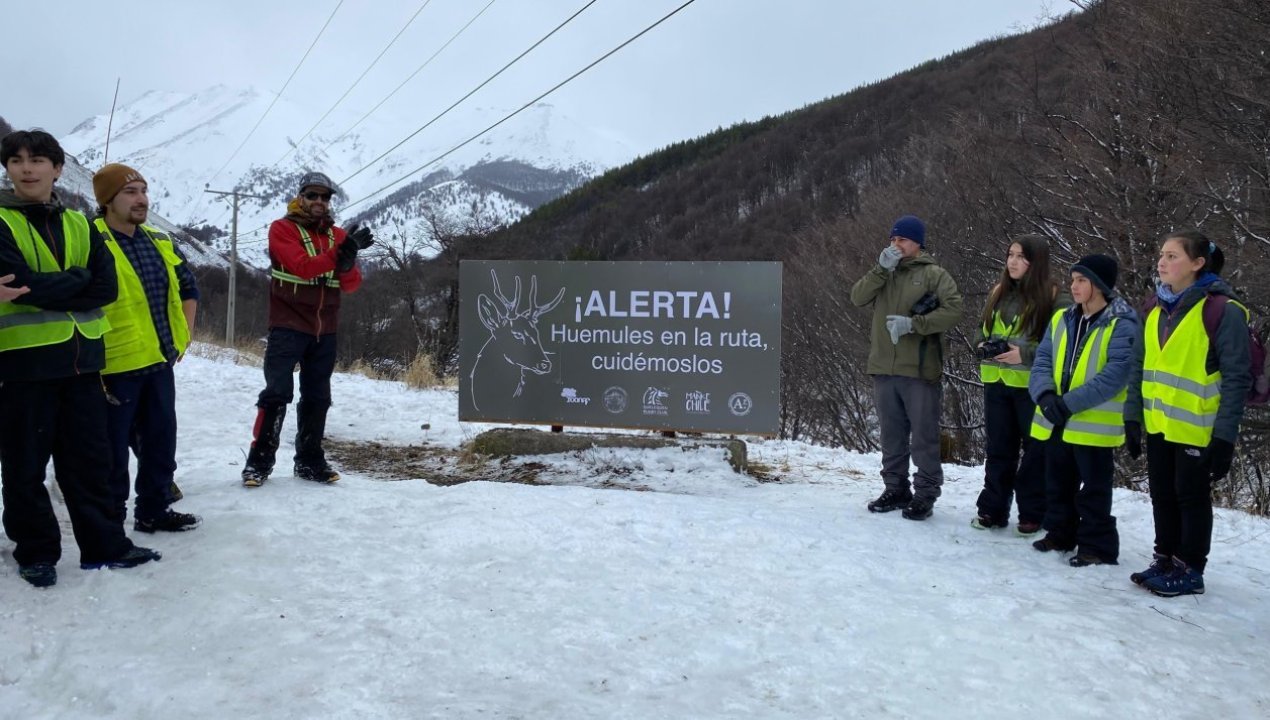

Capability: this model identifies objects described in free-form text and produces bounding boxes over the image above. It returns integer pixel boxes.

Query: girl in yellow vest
[1125,231,1251,597]
[1028,254,1138,567]
[972,235,1069,535]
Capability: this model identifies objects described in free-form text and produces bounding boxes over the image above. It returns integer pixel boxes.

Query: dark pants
[0,374,132,566]
[1146,433,1213,572]
[104,365,178,524]
[874,374,944,500]
[1042,431,1118,561]
[976,382,1046,524]
[258,328,337,409]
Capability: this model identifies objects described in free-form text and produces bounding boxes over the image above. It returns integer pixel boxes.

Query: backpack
[1142,293,1270,406]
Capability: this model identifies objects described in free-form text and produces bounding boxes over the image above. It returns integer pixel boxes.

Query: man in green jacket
[850,215,964,520]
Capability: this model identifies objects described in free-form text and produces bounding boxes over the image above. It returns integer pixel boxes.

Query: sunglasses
[302,191,332,201]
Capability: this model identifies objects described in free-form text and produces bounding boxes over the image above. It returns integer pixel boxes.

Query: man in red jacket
[241,171,372,486]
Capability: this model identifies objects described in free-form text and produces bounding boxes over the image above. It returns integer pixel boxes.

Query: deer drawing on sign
[470,269,566,412]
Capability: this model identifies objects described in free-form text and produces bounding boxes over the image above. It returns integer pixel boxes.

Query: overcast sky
[6,0,1062,151]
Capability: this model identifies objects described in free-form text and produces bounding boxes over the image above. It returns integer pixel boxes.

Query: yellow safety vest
[1031,310,1126,447]
[271,223,341,288]
[0,208,111,351]
[1140,300,1244,446]
[979,310,1031,388]
[95,219,191,374]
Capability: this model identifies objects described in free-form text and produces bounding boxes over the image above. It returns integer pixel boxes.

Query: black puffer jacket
[0,190,118,381]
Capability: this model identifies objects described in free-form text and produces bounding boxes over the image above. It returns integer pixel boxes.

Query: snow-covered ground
[1,345,1268,719]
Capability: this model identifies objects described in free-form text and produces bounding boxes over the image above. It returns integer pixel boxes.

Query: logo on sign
[642,387,669,416]
[561,387,591,406]
[684,390,711,415]
[603,386,628,414]
[728,392,753,417]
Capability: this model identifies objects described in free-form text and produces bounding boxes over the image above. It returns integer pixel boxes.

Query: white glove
[878,245,903,272]
[885,315,914,345]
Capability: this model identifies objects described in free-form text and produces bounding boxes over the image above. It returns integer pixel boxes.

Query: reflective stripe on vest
[271,223,341,288]
[1140,301,1232,445]
[1030,310,1126,447]
[0,208,111,351]
[95,219,191,374]
[979,310,1031,388]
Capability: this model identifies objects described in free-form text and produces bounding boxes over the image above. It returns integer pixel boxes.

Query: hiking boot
[294,461,340,484]
[867,488,912,513]
[134,510,201,533]
[19,562,57,588]
[1130,554,1176,586]
[971,514,1008,530]
[1069,553,1118,567]
[81,546,162,571]
[902,496,935,521]
[1015,521,1042,537]
[1031,534,1075,553]
[1144,561,1205,597]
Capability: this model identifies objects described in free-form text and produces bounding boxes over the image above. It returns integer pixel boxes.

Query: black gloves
[1206,438,1235,481]
[336,237,358,273]
[1125,421,1143,460]
[1036,392,1072,427]
[346,223,374,250]
[335,224,373,273]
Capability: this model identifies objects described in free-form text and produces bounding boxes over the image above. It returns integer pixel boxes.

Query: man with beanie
[0,130,160,587]
[1028,253,1138,567]
[92,162,201,533]
[850,214,964,520]
[240,171,372,486]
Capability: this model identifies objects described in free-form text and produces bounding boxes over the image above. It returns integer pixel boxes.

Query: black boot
[294,399,339,483]
[243,404,286,487]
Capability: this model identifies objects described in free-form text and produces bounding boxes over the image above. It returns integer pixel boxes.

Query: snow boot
[867,487,912,513]
[1130,553,1176,586]
[293,399,339,484]
[243,404,286,487]
[1069,553,1118,567]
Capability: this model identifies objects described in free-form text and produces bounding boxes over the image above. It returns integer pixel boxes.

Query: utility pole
[204,187,267,345]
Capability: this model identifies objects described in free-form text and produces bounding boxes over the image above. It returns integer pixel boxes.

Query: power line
[339,0,601,186]
[205,0,346,188]
[317,0,501,156]
[342,0,700,214]
[271,0,436,169]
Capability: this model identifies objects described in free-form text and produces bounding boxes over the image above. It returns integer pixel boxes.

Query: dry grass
[187,328,266,367]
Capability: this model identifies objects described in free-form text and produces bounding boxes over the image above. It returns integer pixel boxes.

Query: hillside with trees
[341,0,1270,509]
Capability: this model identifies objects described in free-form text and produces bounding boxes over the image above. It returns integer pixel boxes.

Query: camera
[910,291,940,317]
[978,338,1012,360]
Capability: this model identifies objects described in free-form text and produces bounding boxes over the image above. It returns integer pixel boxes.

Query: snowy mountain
[60,85,636,267]
[2,344,1268,717]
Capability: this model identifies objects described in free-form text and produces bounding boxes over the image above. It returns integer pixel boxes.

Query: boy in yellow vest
[92,163,201,533]
[0,130,160,587]
[1028,254,1138,567]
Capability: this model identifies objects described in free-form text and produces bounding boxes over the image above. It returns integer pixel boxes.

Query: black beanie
[1072,254,1118,297]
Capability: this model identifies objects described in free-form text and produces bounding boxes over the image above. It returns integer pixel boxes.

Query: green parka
[850,253,964,381]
